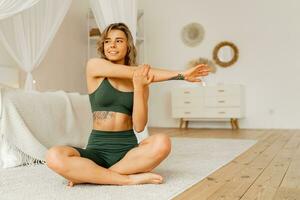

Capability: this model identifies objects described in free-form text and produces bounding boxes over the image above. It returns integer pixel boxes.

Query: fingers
[134,65,143,76]
[196,64,210,72]
[142,64,151,76]
[144,64,153,84]
[190,78,202,82]
[196,71,209,76]
[147,74,154,84]
[196,63,208,68]
[133,64,153,85]
[192,78,202,82]
[136,64,150,76]
[195,64,210,77]
[142,64,152,81]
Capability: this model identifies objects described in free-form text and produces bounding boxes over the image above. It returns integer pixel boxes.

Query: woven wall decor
[181,23,205,47]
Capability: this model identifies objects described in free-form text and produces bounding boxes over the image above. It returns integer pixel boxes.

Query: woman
[45,23,210,187]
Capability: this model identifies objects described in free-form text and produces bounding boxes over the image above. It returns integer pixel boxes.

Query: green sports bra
[89,78,133,116]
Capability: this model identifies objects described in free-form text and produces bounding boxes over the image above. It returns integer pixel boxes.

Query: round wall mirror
[212,41,239,67]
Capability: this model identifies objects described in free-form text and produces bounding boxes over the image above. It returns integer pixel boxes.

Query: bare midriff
[92,111,133,131]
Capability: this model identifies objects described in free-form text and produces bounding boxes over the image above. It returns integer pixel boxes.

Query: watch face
[181,23,205,47]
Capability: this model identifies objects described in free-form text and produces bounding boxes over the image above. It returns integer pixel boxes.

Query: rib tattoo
[93,111,114,120]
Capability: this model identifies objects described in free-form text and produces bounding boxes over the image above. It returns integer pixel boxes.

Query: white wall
[140,0,300,129]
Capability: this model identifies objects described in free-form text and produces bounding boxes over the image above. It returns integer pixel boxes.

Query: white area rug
[0,137,256,200]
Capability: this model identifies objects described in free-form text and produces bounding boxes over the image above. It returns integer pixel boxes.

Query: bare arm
[132,65,152,132]
[132,87,149,132]
[86,58,210,83]
[86,58,135,80]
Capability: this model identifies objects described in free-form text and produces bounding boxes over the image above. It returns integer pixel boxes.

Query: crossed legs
[45,133,171,186]
[108,133,171,174]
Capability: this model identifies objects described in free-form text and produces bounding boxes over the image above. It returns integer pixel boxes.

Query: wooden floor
[148,128,300,200]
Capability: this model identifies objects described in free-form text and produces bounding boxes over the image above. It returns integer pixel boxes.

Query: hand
[183,64,210,82]
[133,64,154,90]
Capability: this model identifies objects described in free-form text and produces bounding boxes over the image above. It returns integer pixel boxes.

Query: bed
[0,85,93,168]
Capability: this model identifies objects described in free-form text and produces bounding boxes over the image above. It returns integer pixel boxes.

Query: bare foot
[128,172,164,185]
[67,180,85,187]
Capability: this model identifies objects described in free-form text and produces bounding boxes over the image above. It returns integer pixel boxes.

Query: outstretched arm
[86,58,210,83]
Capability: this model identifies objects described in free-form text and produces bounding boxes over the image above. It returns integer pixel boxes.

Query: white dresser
[171,85,245,129]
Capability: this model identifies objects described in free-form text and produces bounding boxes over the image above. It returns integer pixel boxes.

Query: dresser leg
[234,118,239,129]
[230,118,235,130]
[185,120,189,129]
[180,118,184,129]
[230,118,239,130]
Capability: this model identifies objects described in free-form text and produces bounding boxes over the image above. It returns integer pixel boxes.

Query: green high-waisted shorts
[72,129,138,168]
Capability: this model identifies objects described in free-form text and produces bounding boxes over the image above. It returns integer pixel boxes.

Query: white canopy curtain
[89,0,137,43]
[0,0,40,20]
[0,0,72,90]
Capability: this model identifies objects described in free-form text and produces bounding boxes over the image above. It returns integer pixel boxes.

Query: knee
[151,134,172,158]
[45,146,68,173]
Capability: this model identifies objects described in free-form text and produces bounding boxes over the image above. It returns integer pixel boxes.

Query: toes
[67,181,74,187]
[157,178,163,183]
[153,179,162,184]
[155,175,163,181]
[156,176,163,183]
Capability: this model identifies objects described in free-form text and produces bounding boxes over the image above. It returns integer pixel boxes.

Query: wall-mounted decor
[181,23,205,47]
[212,41,239,67]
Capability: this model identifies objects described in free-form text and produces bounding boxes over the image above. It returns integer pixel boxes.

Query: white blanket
[0,88,93,168]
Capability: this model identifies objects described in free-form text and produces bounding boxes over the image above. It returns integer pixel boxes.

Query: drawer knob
[184,111,191,114]
[184,101,191,104]
[184,91,190,94]
[219,111,226,114]
[218,90,225,92]
[218,100,225,103]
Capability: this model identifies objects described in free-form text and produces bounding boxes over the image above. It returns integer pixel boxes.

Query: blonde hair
[97,23,137,66]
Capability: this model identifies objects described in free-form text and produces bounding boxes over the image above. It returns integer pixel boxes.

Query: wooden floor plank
[206,133,292,200]
[149,128,266,140]
[273,131,300,200]
[148,128,300,199]
[241,131,300,200]
[172,130,279,200]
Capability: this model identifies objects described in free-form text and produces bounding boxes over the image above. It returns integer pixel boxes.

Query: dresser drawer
[171,85,245,121]
[204,96,241,107]
[172,107,205,118]
[204,107,242,118]
[204,85,242,96]
[172,96,204,108]
[172,88,203,97]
